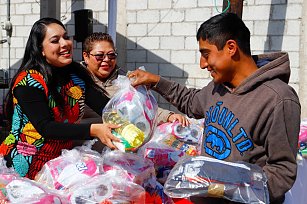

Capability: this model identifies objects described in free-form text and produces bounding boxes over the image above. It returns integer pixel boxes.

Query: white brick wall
[15,26,31,37]
[127,23,147,36]
[285,4,302,19]
[159,63,183,77]
[147,50,170,62]
[148,0,171,9]
[173,0,197,9]
[183,64,209,78]
[185,36,198,50]
[172,22,197,36]
[243,6,271,20]
[137,36,159,49]
[137,10,159,23]
[171,50,196,64]
[161,36,184,49]
[85,0,106,11]
[271,36,300,51]
[126,0,147,10]
[160,10,184,23]
[126,50,147,63]
[0,0,304,111]
[15,3,33,15]
[147,23,171,36]
[185,8,212,22]
[286,20,301,36]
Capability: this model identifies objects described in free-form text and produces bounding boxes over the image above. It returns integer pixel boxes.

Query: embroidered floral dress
[0,69,87,179]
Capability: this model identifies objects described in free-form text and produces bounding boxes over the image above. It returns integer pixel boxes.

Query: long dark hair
[5,17,99,121]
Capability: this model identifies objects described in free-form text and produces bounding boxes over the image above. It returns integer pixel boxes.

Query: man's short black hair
[197,13,251,56]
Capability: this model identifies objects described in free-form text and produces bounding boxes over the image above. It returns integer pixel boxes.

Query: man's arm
[153,77,206,119]
[263,99,300,203]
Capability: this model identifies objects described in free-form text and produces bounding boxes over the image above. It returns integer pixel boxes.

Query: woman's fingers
[106,138,117,149]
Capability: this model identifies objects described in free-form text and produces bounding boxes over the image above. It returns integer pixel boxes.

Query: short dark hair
[83,32,115,53]
[196,13,251,56]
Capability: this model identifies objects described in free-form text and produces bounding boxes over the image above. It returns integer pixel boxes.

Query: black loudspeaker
[74,9,93,42]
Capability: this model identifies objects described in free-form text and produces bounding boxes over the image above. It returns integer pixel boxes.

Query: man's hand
[127,69,160,87]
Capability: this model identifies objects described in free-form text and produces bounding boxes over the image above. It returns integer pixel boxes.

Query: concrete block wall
[125,0,303,111]
[0,0,304,112]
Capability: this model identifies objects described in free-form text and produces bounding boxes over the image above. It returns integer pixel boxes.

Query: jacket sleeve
[262,99,300,202]
[153,77,206,119]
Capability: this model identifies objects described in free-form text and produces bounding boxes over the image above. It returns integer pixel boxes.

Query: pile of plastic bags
[0,74,270,203]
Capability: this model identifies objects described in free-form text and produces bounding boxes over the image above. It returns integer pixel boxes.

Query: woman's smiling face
[84,40,117,81]
[41,23,73,67]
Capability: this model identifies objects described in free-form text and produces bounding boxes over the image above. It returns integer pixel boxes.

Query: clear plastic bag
[35,147,103,191]
[164,156,269,204]
[138,141,185,168]
[5,177,69,204]
[69,170,145,204]
[102,75,158,152]
[154,118,205,156]
[0,158,68,204]
[102,150,155,185]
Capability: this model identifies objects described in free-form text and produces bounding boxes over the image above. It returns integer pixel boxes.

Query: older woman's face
[83,41,117,81]
[41,23,73,67]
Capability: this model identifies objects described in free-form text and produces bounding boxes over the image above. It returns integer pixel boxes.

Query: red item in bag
[172,198,193,204]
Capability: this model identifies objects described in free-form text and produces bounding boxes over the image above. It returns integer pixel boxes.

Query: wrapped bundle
[164,156,269,204]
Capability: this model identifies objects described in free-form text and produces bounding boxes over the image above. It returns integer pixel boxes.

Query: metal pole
[223,0,244,18]
[108,0,117,44]
[40,0,61,20]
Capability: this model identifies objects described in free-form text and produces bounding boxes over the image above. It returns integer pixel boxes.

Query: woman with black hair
[0,18,120,179]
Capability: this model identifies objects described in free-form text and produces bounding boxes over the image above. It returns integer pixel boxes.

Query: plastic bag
[138,142,185,168]
[154,119,204,156]
[0,158,68,204]
[5,177,68,204]
[35,147,103,191]
[102,75,158,152]
[68,173,113,203]
[69,171,145,204]
[164,156,269,204]
[0,157,20,203]
[102,150,155,185]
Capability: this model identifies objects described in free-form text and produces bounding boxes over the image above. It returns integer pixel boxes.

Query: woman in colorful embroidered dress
[0,18,120,179]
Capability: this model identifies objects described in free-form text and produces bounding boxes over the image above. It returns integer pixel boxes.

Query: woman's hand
[167,113,190,127]
[127,69,160,87]
[90,123,121,149]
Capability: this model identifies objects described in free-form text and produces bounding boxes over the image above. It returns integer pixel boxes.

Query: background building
[0,0,305,115]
